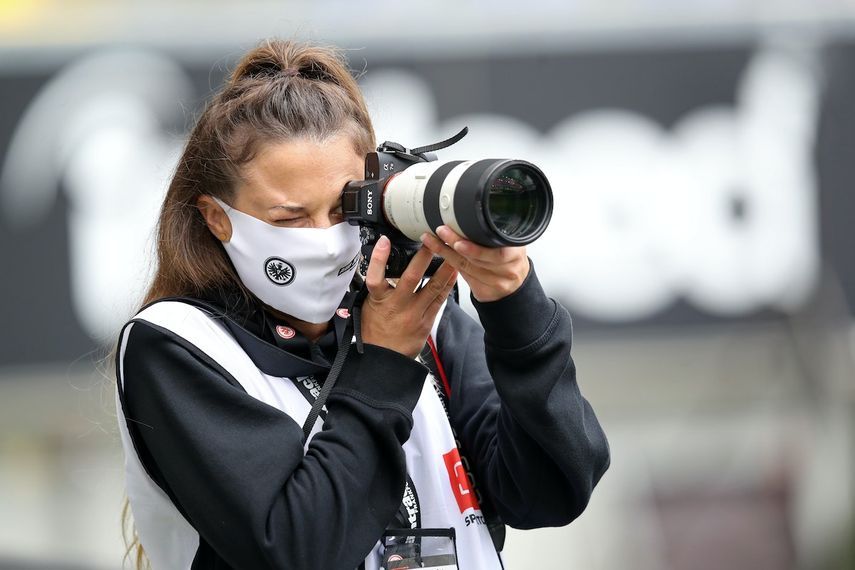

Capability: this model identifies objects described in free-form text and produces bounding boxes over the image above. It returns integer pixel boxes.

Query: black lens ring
[423,160,464,234]
[483,160,553,246]
[452,159,552,247]
[452,159,501,246]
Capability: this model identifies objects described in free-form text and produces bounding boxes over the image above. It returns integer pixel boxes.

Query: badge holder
[382,528,459,570]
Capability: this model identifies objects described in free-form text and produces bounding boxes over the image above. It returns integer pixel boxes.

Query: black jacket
[116,265,610,569]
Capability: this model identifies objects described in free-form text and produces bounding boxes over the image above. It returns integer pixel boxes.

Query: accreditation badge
[382,528,458,570]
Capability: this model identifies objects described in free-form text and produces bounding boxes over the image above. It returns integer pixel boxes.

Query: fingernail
[453,241,465,252]
[420,233,429,243]
[377,235,390,249]
[436,226,447,236]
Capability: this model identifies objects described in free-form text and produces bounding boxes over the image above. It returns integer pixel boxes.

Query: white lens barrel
[382,160,475,241]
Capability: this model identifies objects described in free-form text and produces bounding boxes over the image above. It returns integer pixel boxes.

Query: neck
[265,304,330,343]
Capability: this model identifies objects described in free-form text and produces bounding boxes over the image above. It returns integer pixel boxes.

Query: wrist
[470,256,531,303]
[472,260,558,349]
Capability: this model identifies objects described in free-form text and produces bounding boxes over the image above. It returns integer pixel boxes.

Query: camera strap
[378,126,469,162]
[409,126,469,156]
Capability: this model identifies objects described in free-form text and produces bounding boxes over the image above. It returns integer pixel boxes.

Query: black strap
[409,127,469,156]
[301,317,353,442]
[301,285,372,441]
[391,477,422,530]
[351,286,369,354]
[378,127,469,163]
[383,527,456,539]
[298,375,331,422]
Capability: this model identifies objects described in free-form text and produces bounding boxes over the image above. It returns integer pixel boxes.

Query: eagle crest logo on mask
[264,257,295,286]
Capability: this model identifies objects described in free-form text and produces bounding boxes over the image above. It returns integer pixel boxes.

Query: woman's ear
[196,195,233,242]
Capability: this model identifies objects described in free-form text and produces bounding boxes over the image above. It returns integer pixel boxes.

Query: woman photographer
[115,39,609,569]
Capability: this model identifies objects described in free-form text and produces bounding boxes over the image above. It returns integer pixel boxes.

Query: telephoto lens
[381,159,553,247]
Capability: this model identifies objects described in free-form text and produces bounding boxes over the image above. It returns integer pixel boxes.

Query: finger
[414,259,455,309]
[421,231,492,271]
[453,240,522,264]
[365,236,393,299]
[428,257,457,284]
[397,244,436,293]
[420,232,482,276]
[421,264,459,319]
[435,225,522,265]
[421,235,498,294]
[434,225,466,246]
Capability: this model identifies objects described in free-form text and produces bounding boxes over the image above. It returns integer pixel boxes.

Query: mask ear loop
[210,195,231,211]
[300,281,369,443]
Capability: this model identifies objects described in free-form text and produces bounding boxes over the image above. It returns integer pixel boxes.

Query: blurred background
[1,0,854,568]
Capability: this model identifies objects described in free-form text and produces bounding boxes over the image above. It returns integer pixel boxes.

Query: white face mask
[212,197,362,324]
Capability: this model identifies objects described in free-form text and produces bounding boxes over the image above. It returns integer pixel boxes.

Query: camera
[342,127,554,277]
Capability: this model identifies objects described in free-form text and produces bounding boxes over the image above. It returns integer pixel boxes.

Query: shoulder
[131,300,228,342]
[120,300,228,353]
[117,300,250,386]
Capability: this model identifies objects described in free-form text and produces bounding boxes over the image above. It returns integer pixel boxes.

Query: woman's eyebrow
[270,204,306,213]
[269,197,343,213]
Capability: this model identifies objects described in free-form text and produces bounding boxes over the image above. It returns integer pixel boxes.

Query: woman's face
[199,134,365,239]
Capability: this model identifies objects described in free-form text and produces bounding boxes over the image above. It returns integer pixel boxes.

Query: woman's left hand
[421,225,530,303]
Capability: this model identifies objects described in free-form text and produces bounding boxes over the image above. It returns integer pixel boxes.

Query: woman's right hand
[360,235,458,358]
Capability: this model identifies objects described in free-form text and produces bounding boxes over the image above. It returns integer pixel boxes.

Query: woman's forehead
[237,136,364,207]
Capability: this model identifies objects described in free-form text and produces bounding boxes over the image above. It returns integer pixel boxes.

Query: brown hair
[121,38,375,569]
